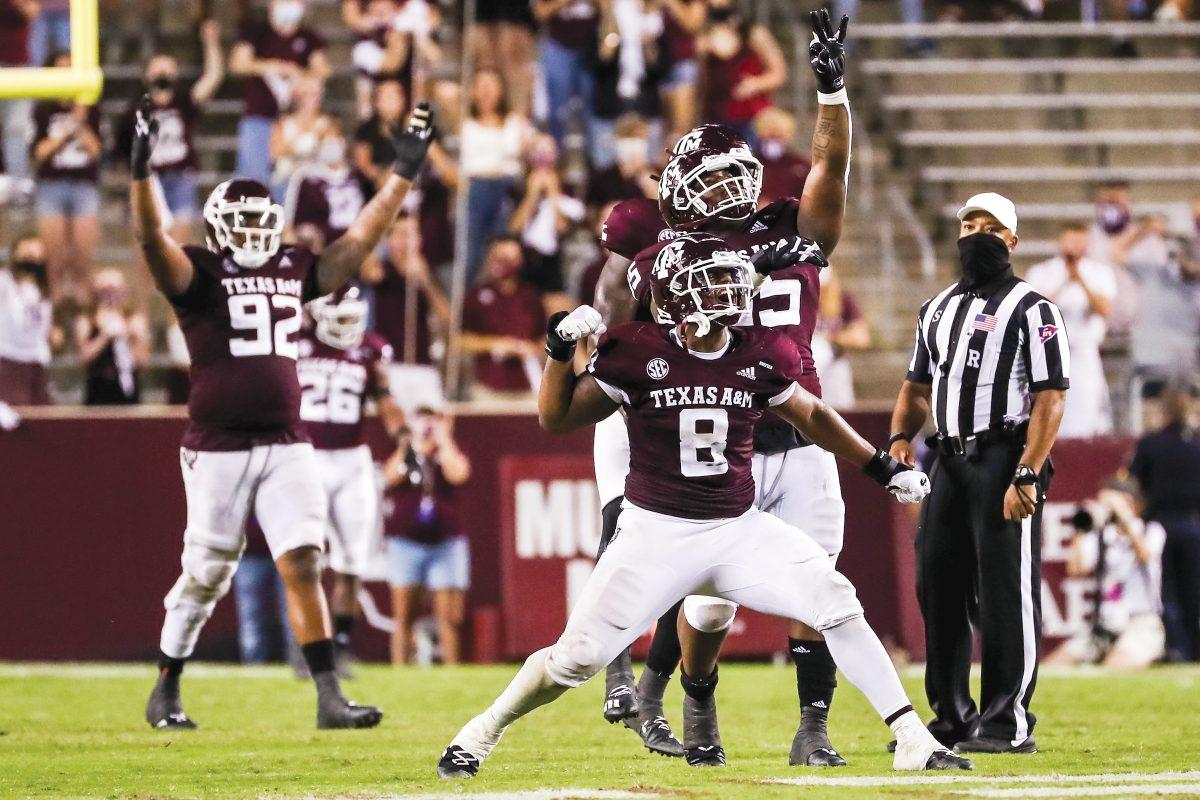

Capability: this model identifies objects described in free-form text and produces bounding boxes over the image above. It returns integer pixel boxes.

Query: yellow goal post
[0,0,102,103]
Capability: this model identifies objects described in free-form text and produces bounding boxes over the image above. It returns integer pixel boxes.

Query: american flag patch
[971,313,997,333]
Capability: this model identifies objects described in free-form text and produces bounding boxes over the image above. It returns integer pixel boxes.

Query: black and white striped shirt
[907,277,1071,438]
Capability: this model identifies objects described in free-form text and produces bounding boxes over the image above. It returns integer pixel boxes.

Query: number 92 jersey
[588,321,804,520]
[297,330,392,450]
[171,244,322,450]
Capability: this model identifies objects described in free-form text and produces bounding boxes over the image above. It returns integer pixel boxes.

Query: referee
[888,192,1070,755]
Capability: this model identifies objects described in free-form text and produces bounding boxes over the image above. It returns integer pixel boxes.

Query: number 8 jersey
[171,244,322,450]
[588,321,804,520]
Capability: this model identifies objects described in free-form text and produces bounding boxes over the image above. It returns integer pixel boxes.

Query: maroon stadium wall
[0,409,1131,662]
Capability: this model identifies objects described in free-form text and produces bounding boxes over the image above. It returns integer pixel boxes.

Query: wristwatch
[888,433,910,447]
[1012,464,1042,501]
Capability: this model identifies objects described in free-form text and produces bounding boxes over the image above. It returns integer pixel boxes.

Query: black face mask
[148,75,175,93]
[13,260,48,292]
[708,5,737,21]
[957,232,1012,292]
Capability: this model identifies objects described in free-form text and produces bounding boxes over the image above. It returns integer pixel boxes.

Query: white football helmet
[202,178,284,268]
[312,285,369,350]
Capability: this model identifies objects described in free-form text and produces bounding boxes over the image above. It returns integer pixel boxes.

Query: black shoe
[625,713,685,758]
[927,748,975,770]
[146,673,197,730]
[955,735,1037,754]
[316,696,383,729]
[603,685,638,724]
[789,711,846,767]
[437,745,480,779]
[683,694,725,767]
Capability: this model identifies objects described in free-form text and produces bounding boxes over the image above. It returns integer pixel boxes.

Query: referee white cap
[957,192,1018,235]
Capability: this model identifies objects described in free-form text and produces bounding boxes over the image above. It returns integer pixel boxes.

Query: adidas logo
[750,221,768,233]
[736,367,756,380]
[792,645,810,654]
[811,700,828,709]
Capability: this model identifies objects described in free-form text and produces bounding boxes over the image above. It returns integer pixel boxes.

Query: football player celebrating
[298,286,405,674]
[436,235,971,777]
[592,10,858,767]
[132,95,433,729]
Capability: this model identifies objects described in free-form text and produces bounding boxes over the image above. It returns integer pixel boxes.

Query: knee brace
[683,596,738,634]
[160,543,239,659]
[810,569,865,633]
[546,630,607,688]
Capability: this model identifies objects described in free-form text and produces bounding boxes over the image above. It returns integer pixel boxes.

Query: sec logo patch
[646,358,670,380]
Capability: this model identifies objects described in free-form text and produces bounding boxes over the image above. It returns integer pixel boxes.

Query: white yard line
[966,784,1200,798]
[286,791,655,800]
[763,770,1200,788]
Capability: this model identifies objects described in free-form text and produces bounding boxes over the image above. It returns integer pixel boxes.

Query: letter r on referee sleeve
[1022,299,1071,391]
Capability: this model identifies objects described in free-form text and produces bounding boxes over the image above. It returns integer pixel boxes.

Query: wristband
[863,448,904,486]
[887,432,910,447]
[1012,464,1038,486]
[544,311,573,363]
[817,88,849,106]
[131,159,152,180]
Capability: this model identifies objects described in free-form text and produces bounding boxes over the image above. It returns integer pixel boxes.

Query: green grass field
[2,662,1198,799]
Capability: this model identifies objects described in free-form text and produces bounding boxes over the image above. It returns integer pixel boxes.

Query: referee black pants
[915,440,1048,746]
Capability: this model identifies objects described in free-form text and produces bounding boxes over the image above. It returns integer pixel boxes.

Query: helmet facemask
[669,250,754,334]
[668,152,763,228]
[312,293,369,349]
[203,182,284,268]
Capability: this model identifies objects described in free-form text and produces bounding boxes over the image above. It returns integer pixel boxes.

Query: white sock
[822,615,914,723]
[452,647,569,760]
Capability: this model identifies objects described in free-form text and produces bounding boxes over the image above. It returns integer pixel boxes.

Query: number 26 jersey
[588,321,804,520]
[171,245,321,451]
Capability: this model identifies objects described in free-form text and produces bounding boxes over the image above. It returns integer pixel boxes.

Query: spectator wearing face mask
[284,129,366,252]
[589,0,669,168]
[116,21,224,243]
[1088,181,1170,272]
[754,106,811,205]
[345,0,440,121]
[509,134,586,294]
[230,0,331,184]
[1025,222,1117,438]
[74,269,150,406]
[0,234,59,406]
[460,236,546,403]
[696,0,786,149]
[585,114,658,208]
[31,51,101,303]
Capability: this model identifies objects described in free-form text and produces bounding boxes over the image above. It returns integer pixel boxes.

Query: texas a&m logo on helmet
[649,233,754,333]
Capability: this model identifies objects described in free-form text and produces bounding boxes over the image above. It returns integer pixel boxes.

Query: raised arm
[129,97,194,296]
[796,10,851,256]
[315,104,434,294]
[540,309,619,433]
[191,19,225,105]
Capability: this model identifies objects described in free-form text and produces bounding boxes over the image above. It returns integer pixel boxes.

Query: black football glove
[545,311,574,362]
[749,236,828,275]
[808,9,849,95]
[131,94,158,180]
[392,102,436,181]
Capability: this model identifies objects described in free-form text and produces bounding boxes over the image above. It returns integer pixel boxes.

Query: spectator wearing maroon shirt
[31,52,101,302]
[754,107,812,206]
[73,269,151,405]
[0,0,37,188]
[383,406,471,665]
[460,236,546,402]
[229,0,330,184]
[345,0,440,120]
[284,129,366,251]
[584,114,657,210]
[471,0,535,114]
[116,21,224,243]
[697,0,786,149]
[533,0,599,149]
[660,0,705,139]
[353,78,407,191]
[362,216,450,406]
[589,0,669,167]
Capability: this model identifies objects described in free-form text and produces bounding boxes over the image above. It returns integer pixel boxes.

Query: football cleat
[604,684,639,723]
[316,696,383,729]
[682,693,725,767]
[926,749,975,770]
[145,673,197,730]
[625,714,686,758]
[789,714,847,767]
[955,735,1037,754]
[892,722,974,771]
[437,745,480,779]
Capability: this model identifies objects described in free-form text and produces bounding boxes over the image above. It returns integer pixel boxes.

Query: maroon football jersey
[298,330,391,450]
[171,245,322,450]
[629,198,823,453]
[588,322,803,520]
[292,172,366,246]
[600,197,674,262]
